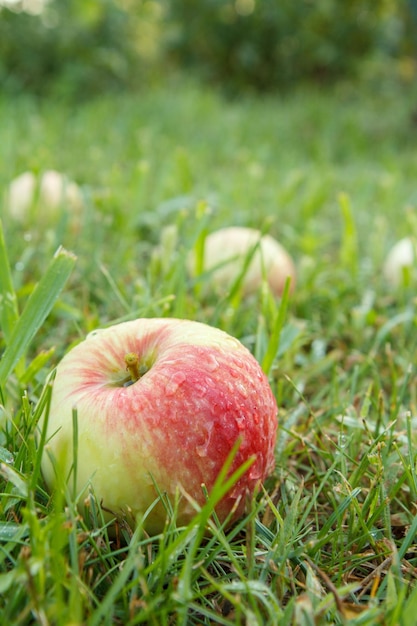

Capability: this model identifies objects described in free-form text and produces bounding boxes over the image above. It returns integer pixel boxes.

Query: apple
[39,170,83,214]
[5,169,83,225]
[383,237,416,287]
[190,226,296,297]
[40,318,277,533]
[4,171,36,221]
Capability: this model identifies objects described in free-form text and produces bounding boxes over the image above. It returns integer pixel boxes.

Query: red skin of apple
[41,318,278,533]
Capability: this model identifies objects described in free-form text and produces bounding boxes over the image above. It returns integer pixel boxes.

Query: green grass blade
[0,219,19,343]
[402,580,417,626]
[87,526,147,626]
[339,191,358,277]
[0,246,76,386]
[317,487,362,540]
[261,276,291,375]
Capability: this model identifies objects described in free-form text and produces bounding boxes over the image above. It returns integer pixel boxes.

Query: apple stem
[125,352,141,383]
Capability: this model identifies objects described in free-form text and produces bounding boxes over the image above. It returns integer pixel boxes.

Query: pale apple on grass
[189,226,296,297]
[383,236,416,287]
[5,169,83,227]
[41,318,278,534]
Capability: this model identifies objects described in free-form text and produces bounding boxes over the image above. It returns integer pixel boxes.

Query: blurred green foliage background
[0,0,416,98]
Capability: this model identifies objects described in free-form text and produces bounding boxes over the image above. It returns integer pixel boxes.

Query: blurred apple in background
[40,317,278,533]
[189,226,296,297]
[5,169,83,227]
[383,236,416,287]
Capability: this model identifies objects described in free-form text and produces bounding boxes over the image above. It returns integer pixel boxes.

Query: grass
[1,65,417,624]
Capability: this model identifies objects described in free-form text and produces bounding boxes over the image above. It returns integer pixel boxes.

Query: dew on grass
[338,434,348,449]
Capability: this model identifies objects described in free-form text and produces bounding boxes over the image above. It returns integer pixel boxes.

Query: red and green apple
[40,318,278,533]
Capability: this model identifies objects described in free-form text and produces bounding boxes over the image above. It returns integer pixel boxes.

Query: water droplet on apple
[87,328,105,340]
[206,354,219,372]
[196,424,213,457]
[235,413,247,430]
[195,380,209,397]
[225,336,241,349]
[165,371,187,396]
[196,443,208,457]
[248,463,263,482]
[235,382,249,398]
